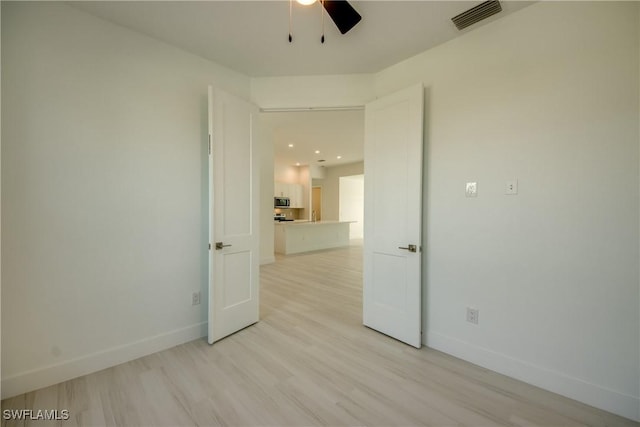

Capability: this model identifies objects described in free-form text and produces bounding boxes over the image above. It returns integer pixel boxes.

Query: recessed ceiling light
[296,162,300,166]
[337,155,342,159]
[296,0,317,5]
[288,144,294,148]
[315,150,320,154]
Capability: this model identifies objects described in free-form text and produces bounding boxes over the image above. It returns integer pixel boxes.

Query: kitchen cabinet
[274,221,352,254]
[274,182,288,198]
[289,184,303,208]
[274,182,304,209]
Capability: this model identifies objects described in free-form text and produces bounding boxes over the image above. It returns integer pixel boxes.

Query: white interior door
[208,87,259,344]
[363,84,424,348]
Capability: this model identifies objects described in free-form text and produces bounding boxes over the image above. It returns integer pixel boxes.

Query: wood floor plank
[2,242,638,426]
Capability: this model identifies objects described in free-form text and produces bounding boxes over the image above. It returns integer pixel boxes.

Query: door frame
[259,95,425,347]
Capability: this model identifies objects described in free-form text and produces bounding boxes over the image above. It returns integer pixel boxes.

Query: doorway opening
[260,109,365,322]
[261,109,364,253]
[311,186,322,222]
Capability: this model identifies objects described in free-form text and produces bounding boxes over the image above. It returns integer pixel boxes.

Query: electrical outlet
[505,179,518,195]
[465,182,477,198]
[466,307,479,324]
[192,291,201,306]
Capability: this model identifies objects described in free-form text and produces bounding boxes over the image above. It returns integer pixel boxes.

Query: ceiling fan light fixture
[288,0,360,43]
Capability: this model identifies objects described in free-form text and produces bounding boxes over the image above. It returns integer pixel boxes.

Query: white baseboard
[1,322,208,400]
[426,331,640,422]
[260,256,276,265]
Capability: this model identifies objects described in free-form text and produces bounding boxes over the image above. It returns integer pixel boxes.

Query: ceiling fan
[289,0,362,43]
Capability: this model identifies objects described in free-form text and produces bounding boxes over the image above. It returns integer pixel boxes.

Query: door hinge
[208,243,211,250]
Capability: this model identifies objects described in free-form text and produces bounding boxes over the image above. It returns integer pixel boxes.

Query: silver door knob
[398,244,417,253]
[215,242,232,250]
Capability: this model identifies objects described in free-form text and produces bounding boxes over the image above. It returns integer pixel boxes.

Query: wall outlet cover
[465,182,478,198]
[505,179,518,195]
[466,307,479,324]
[192,291,201,306]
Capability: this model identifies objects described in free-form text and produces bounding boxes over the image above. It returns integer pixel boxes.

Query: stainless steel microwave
[274,197,290,208]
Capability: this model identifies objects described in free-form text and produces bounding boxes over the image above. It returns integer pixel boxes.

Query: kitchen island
[274,220,352,255]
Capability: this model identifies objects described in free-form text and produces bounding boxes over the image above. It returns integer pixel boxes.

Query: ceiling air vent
[452,0,502,30]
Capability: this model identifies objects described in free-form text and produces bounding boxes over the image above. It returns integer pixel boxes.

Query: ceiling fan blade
[322,0,362,35]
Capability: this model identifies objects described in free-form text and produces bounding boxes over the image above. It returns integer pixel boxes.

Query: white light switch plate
[505,179,518,195]
[465,182,477,198]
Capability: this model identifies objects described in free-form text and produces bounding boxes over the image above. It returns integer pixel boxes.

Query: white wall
[273,160,300,184]
[258,116,275,265]
[1,2,250,398]
[339,175,364,239]
[310,164,326,179]
[315,162,364,221]
[251,74,374,110]
[375,2,640,420]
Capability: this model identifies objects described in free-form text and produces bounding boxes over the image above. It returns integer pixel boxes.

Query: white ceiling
[70,1,533,78]
[262,109,364,168]
[69,0,532,170]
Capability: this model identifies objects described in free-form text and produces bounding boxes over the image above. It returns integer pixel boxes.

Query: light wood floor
[2,242,638,426]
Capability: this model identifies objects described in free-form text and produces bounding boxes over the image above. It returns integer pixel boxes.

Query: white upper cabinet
[274,182,288,198]
[274,182,304,208]
[289,184,303,208]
